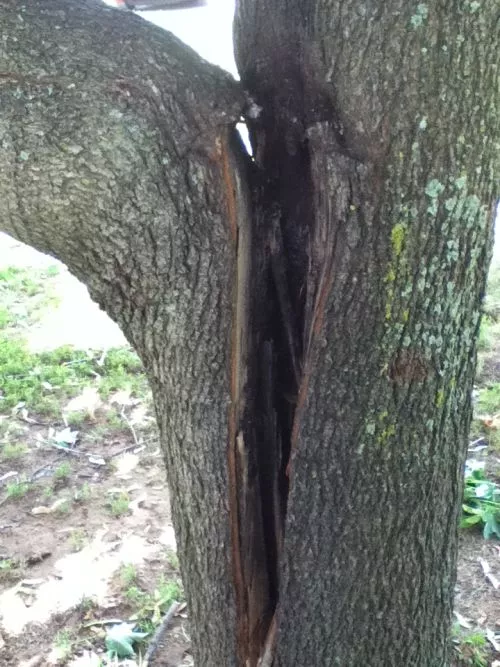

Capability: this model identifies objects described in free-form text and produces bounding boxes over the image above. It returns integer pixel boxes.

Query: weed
[165,549,179,570]
[0,340,147,419]
[452,626,489,667]
[54,462,71,480]
[66,410,86,427]
[127,577,184,631]
[461,463,500,539]
[120,563,138,586]
[6,478,30,499]
[45,265,60,278]
[55,499,71,514]
[53,629,74,660]
[0,307,12,329]
[98,347,146,400]
[69,529,86,552]
[105,408,123,430]
[0,558,20,583]
[108,492,130,517]
[125,585,146,605]
[475,383,500,415]
[1,442,28,459]
[74,482,92,502]
[79,595,97,611]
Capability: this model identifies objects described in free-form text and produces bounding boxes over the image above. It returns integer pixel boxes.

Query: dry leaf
[453,610,472,628]
[486,628,500,652]
[478,557,500,589]
[64,387,102,420]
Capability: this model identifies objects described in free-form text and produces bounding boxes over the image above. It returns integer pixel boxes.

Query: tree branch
[0,0,245,338]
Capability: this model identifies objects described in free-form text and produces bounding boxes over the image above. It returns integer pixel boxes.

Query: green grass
[120,563,138,586]
[6,478,31,499]
[475,383,500,415]
[54,462,71,480]
[0,341,146,417]
[108,492,130,517]
[0,266,60,335]
[452,626,489,667]
[53,629,74,660]
[1,442,28,459]
[122,575,184,634]
[0,557,21,583]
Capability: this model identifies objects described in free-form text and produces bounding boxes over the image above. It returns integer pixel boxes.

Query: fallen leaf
[64,387,102,420]
[478,557,500,589]
[486,628,500,652]
[31,506,51,516]
[108,389,133,407]
[453,610,471,628]
[0,470,19,482]
[88,455,106,466]
[31,498,68,515]
[53,427,79,446]
[129,494,147,514]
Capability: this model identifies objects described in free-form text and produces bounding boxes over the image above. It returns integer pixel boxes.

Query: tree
[0,0,498,664]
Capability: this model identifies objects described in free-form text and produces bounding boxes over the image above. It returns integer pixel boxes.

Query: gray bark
[234,1,499,665]
[0,0,499,665]
[0,1,247,664]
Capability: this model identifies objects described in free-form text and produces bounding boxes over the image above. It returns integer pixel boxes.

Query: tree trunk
[0,1,498,665]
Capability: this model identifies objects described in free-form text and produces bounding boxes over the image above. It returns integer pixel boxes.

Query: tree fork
[0,1,498,666]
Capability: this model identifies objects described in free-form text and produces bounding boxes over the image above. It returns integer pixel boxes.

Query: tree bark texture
[0,1,499,665]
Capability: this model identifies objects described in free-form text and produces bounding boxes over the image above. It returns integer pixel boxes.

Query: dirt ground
[0,232,499,666]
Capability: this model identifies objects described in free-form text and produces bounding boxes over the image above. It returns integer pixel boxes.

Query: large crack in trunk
[229,74,329,665]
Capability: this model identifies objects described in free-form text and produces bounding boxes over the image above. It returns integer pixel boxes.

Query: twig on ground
[143,601,182,666]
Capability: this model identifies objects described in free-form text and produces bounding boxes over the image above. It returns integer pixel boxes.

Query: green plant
[0,557,21,583]
[165,549,179,570]
[69,529,86,552]
[137,578,183,628]
[120,563,138,586]
[6,478,30,499]
[55,499,71,514]
[461,463,500,539]
[54,462,71,480]
[1,442,28,459]
[74,482,92,502]
[475,383,500,415]
[452,626,489,667]
[53,629,74,660]
[108,492,130,517]
[66,410,86,427]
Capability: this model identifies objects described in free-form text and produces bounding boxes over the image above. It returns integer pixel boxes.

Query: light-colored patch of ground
[0,233,125,352]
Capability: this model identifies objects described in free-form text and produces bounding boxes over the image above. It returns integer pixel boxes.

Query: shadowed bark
[0,0,499,665]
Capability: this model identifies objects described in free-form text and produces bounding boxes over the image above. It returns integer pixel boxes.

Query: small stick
[143,601,181,666]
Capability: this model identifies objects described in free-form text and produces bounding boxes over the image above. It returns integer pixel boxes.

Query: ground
[0,232,498,667]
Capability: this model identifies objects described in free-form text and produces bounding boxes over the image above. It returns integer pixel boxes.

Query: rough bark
[0,0,498,666]
[234,1,499,665]
[0,1,247,664]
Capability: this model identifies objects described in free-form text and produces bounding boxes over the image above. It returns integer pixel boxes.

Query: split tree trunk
[0,1,498,665]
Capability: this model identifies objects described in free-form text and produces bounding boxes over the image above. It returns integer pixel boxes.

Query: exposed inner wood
[229,69,329,665]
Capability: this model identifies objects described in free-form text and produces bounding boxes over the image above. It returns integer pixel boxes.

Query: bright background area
[103,0,237,74]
